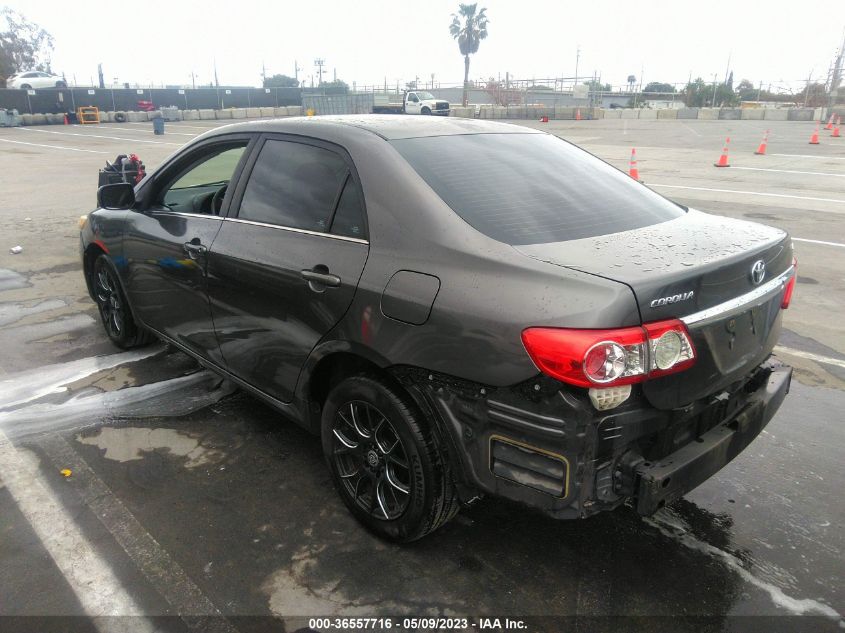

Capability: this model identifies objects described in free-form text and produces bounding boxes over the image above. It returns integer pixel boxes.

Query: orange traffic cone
[629,148,641,181]
[809,121,820,144]
[63,114,69,125]
[833,117,841,138]
[575,108,582,121]
[714,137,731,167]
[824,113,834,130]
[754,129,769,155]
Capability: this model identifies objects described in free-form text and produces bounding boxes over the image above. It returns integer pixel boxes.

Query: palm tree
[449,4,489,107]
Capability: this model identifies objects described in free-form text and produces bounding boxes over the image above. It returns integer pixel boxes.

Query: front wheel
[92,255,153,349]
[421,107,431,115]
[56,81,67,89]
[321,375,459,542]
[20,84,32,90]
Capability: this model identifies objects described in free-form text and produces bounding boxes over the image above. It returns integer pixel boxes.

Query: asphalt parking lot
[0,116,843,632]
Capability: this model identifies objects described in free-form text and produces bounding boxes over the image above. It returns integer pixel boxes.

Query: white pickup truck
[372,91,450,116]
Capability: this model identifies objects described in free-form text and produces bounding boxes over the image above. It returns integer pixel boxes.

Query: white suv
[6,71,67,90]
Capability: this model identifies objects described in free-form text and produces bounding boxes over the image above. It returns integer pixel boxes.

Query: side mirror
[97,183,135,210]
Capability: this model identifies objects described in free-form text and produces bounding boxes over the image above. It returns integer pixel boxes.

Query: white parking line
[0,431,156,630]
[123,121,224,131]
[76,125,197,137]
[0,137,108,154]
[770,153,845,161]
[16,127,182,146]
[774,346,845,370]
[732,166,845,178]
[650,183,845,205]
[39,435,238,632]
[793,237,845,248]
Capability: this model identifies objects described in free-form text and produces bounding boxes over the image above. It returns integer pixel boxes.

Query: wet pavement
[0,118,843,632]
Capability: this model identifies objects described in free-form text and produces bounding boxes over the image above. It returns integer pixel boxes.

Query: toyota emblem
[750,260,766,285]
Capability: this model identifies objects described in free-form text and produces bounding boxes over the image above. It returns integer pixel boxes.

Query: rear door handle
[301,268,341,289]
[183,241,207,257]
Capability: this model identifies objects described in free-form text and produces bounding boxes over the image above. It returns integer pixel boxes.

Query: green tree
[643,82,675,93]
[263,74,299,88]
[583,80,611,92]
[0,8,54,86]
[319,79,349,95]
[682,77,709,107]
[449,3,489,106]
[627,74,637,91]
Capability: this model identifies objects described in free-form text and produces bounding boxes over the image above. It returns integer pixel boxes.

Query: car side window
[159,144,247,215]
[238,139,348,232]
[330,178,367,240]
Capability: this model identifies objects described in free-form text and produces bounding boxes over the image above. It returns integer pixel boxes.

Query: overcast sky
[8,0,844,92]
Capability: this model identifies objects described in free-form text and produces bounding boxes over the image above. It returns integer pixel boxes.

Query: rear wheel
[92,254,153,349]
[321,374,459,542]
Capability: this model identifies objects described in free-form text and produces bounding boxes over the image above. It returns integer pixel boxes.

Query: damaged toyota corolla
[80,116,796,541]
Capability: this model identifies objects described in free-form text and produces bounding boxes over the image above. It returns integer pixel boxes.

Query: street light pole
[711,73,718,106]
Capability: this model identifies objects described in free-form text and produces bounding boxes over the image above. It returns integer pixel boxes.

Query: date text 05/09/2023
[306,617,528,630]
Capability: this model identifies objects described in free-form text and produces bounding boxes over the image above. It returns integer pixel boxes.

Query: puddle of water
[0,269,30,292]
[0,368,234,439]
[76,426,220,469]
[0,298,68,327]
[0,348,161,410]
[646,511,841,618]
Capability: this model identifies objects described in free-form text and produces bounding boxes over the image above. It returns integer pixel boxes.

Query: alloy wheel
[331,400,412,521]
[95,265,124,339]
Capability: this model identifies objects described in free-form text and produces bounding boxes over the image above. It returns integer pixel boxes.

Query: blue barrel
[152,116,165,135]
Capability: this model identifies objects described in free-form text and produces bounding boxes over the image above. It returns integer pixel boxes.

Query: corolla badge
[650,291,694,308]
[750,260,766,285]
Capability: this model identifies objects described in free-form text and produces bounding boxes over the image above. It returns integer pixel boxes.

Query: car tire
[321,374,459,542]
[421,107,431,115]
[114,112,127,123]
[20,84,32,90]
[92,254,154,349]
[55,81,67,89]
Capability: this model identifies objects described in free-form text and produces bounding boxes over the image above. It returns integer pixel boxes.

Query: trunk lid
[516,210,794,408]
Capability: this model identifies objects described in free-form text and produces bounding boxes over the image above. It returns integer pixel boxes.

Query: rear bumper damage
[394,357,791,519]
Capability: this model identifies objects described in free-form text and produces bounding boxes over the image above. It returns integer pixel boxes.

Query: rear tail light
[781,257,797,309]
[521,319,696,388]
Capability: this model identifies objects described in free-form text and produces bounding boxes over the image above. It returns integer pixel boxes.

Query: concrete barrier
[127,112,148,122]
[246,107,261,118]
[47,113,64,124]
[677,108,698,119]
[639,109,657,119]
[216,109,234,119]
[621,109,638,119]
[259,107,275,117]
[182,110,199,120]
[198,109,216,120]
[787,108,814,121]
[763,109,788,121]
[697,108,719,120]
[740,108,765,120]
[30,113,47,125]
[287,106,303,116]
[590,107,604,119]
[719,108,742,120]
[657,109,678,119]
[603,109,622,119]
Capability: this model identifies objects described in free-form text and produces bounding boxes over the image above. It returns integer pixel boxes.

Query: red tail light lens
[781,257,797,309]
[522,320,696,388]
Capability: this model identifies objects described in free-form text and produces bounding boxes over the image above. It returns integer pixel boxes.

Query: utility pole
[711,73,718,106]
[190,69,196,90]
[314,58,325,86]
[724,51,731,85]
[827,30,845,116]
[294,60,301,83]
[261,60,266,85]
[333,67,336,82]
[97,63,104,89]
[574,45,580,90]
[213,58,219,87]
[804,69,813,107]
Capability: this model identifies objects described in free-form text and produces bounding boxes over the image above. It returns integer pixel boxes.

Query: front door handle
[183,240,207,258]
[301,267,341,290]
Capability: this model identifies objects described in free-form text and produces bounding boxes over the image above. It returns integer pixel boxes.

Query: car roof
[202,114,545,141]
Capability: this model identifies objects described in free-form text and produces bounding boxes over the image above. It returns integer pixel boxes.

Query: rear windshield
[390,133,685,245]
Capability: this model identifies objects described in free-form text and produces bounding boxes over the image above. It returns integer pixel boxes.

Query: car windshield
[391,133,685,245]
[416,91,435,100]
